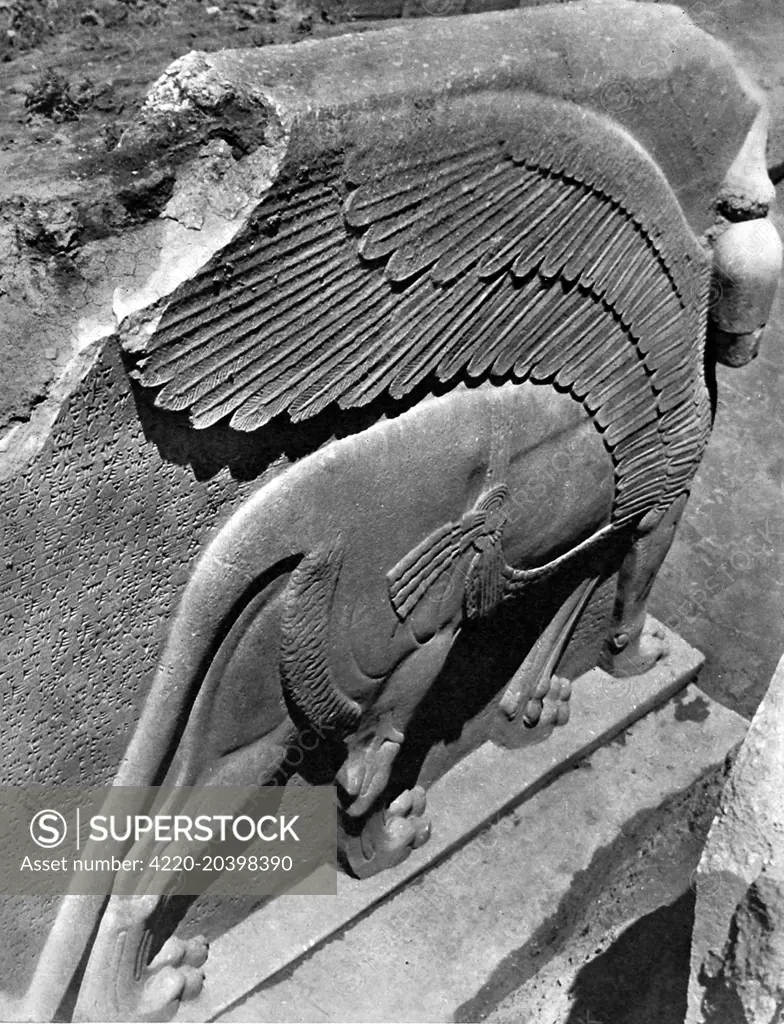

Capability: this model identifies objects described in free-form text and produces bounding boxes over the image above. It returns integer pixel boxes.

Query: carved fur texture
[280,544,363,734]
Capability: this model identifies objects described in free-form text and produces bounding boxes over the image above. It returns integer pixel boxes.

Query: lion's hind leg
[499,575,600,728]
[600,494,688,678]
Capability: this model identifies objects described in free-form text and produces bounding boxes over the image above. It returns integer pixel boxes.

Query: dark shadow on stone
[566,890,696,1024]
[128,371,395,482]
[388,583,557,790]
[389,538,625,796]
[698,958,748,1024]
[126,358,523,483]
[674,691,711,723]
[125,345,590,484]
[453,774,720,1024]
[55,897,109,1022]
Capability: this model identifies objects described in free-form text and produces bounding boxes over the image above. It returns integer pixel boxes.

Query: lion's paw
[346,786,431,879]
[522,675,571,730]
[601,622,670,678]
[138,936,208,1023]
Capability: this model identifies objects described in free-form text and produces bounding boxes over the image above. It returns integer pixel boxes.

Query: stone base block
[169,619,744,1022]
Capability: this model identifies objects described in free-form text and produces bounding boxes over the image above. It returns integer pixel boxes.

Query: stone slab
[687,651,784,1023]
[482,727,737,1023]
[176,616,703,1021]
[217,682,746,1023]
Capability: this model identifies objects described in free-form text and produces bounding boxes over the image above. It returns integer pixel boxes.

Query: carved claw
[337,719,405,818]
[346,785,431,879]
[601,622,670,678]
[387,784,426,819]
[522,674,572,730]
[138,936,208,1022]
[75,894,209,1023]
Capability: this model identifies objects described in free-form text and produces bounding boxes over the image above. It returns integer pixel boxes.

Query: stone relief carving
[15,3,782,1021]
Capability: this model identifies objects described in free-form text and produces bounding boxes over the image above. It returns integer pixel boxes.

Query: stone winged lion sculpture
[20,3,781,1021]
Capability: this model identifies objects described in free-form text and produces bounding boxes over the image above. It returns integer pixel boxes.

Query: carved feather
[133,96,711,527]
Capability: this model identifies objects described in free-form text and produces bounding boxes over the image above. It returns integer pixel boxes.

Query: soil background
[0,4,783,1020]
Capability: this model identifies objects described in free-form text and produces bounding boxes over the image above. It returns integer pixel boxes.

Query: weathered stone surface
[0,0,769,471]
[208,682,745,1024]
[0,5,777,1021]
[687,653,784,1024]
[316,0,784,177]
[157,619,699,1019]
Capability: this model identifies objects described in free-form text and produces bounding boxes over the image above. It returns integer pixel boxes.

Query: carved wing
[134,98,712,524]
